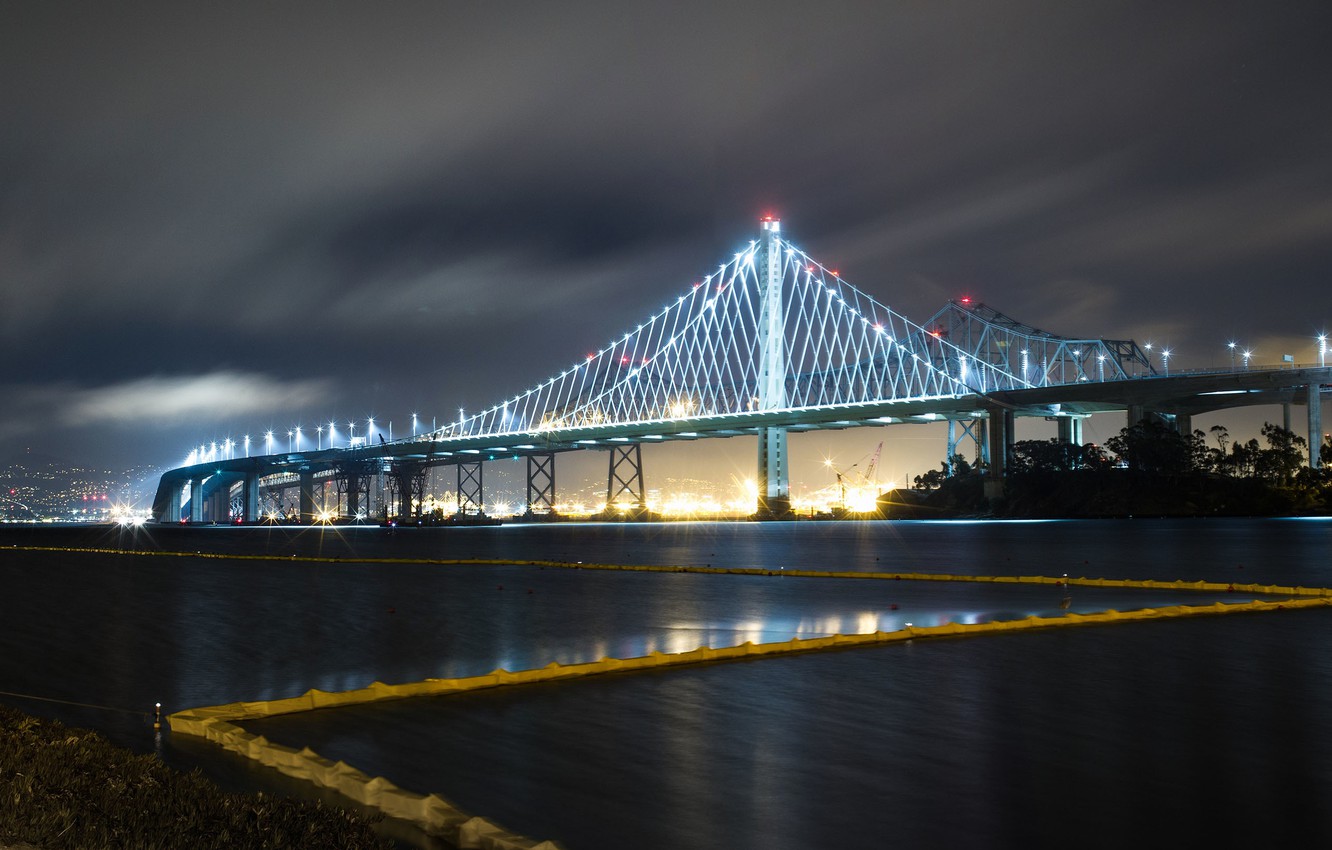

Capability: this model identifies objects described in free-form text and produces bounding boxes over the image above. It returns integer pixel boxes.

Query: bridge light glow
[1242,349,1253,370]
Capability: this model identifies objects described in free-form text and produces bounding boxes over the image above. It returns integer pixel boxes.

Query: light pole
[1162,349,1171,376]
[329,421,338,447]
[295,426,302,451]
[349,421,355,446]
[412,413,418,437]
[287,430,293,453]
[244,435,250,458]
[1320,334,1327,368]
[367,418,375,444]
[316,425,323,450]
[1097,353,1105,382]
[1228,341,1236,370]
[265,431,274,454]
[1243,349,1252,370]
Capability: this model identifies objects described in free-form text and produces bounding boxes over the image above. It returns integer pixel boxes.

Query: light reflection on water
[2,518,1331,849]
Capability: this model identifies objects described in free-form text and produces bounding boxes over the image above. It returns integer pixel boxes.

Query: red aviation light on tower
[760,214,780,233]
[960,296,972,305]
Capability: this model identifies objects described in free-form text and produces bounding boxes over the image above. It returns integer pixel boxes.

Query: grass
[0,705,393,849]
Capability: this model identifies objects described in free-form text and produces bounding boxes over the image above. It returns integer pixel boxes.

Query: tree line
[905,420,1332,517]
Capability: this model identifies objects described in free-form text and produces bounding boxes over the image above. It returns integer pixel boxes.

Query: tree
[1105,419,1197,475]
[1254,423,1307,486]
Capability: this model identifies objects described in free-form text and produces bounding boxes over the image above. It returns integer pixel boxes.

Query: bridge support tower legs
[606,445,645,513]
[457,461,484,516]
[526,453,556,515]
[388,463,427,522]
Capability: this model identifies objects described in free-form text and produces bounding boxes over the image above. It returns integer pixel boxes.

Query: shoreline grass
[0,705,392,850]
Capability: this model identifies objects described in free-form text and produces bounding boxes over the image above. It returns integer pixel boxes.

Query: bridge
[152,218,1330,523]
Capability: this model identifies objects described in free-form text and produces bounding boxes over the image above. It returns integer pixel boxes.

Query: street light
[244,435,250,458]
[265,431,274,453]
[287,430,293,453]
[1097,353,1106,382]
[349,421,355,446]
[1320,334,1328,368]
[412,413,418,437]
[316,425,323,450]
[1161,348,1171,376]
[295,426,302,451]
[1242,349,1252,370]
[1228,341,1237,370]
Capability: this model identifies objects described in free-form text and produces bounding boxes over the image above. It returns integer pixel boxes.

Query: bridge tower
[755,217,792,518]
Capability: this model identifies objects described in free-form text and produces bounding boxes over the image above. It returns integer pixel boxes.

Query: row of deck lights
[190,413,439,463]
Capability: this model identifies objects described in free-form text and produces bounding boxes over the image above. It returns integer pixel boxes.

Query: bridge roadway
[152,365,1330,523]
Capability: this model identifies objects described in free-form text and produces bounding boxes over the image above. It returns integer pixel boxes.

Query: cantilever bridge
[152,218,1329,523]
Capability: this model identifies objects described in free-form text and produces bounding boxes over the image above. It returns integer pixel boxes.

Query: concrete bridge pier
[756,426,791,518]
[1310,383,1324,469]
[983,407,1008,500]
[189,477,205,523]
[298,471,316,523]
[1127,404,1145,429]
[242,473,260,523]
[1056,416,1084,445]
[165,482,183,523]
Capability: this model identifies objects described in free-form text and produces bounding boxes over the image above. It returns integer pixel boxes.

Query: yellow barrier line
[166,592,1332,847]
[12,544,1331,598]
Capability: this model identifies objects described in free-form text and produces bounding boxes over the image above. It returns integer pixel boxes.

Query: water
[2,518,1330,848]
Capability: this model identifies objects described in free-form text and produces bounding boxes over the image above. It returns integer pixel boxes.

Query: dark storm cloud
[2,0,1330,469]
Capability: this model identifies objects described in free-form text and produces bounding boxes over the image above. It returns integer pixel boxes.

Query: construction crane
[824,441,884,513]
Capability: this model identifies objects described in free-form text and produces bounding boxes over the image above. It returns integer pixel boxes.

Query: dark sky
[4,1,1331,487]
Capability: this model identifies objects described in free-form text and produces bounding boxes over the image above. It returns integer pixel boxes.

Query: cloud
[0,373,333,450]
[61,372,334,426]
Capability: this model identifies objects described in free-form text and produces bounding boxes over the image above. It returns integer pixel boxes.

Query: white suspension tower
[755,216,791,517]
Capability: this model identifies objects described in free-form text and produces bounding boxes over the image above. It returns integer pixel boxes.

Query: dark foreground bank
[0,704,391,850]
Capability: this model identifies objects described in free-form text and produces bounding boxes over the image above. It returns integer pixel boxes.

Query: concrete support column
[189,478,204,523]
[167,483,182,523]
[243,473,260,523]
[1057,417,1084,444]
[342,476,355,519]
[1175,414,1192,437]
[299,471,315,523]
[1310,383,1323,470]
[1283,403,1292,433]
[757,426,791,517]
[984,408,1007,500]
[1127,404,1144,429]
[754,216,790,519]
[1004,409,1016,463]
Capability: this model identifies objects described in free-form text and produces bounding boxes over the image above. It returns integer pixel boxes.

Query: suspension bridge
[152,218,1329,523]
